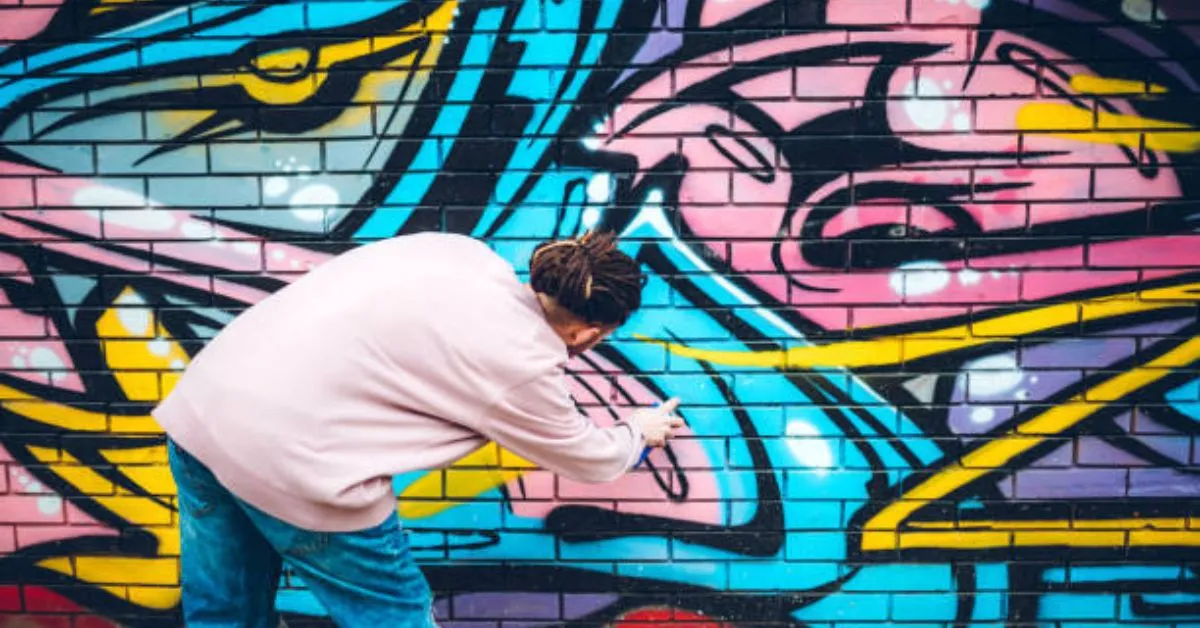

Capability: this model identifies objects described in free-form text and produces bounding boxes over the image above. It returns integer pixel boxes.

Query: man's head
[529,231,645,357]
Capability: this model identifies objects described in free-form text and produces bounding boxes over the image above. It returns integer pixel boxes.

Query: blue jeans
[168,439,436,627]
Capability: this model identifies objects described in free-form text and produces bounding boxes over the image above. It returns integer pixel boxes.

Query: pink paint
[15,524,117,549]
[600,21,1192,332]
[827,0,907,25]
[698,0,775,29]
[0,0,63,44]
[508,353,723,525]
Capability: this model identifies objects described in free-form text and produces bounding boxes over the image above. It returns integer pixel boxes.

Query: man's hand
[630,397,684,448]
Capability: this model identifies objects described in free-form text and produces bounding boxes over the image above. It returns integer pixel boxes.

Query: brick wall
[1,0,1198,625]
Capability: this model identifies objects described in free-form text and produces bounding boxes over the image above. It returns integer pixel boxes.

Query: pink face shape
[599,0,1200,332]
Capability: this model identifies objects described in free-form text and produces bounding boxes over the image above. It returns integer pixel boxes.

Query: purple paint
[613,0,686,88]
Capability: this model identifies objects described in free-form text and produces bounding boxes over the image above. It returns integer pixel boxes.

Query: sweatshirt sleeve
[478,369,644,484]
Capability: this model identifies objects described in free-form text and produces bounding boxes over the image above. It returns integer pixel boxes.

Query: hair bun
[528,231,644,326]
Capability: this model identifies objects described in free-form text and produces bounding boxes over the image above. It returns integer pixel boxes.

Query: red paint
[617,608,730,627]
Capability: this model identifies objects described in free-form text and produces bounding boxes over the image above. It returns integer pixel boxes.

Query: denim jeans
[168,439,436,627]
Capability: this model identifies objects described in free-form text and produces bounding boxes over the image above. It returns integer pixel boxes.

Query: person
[152,230,685,627]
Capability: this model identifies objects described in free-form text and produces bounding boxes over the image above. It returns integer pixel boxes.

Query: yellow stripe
[1017,102,1200,153]
[639,281,1198,370]
[1070,75,1168,95]
[860,336,1200,552]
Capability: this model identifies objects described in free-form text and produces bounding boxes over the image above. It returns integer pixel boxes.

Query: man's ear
[569,326,605,348]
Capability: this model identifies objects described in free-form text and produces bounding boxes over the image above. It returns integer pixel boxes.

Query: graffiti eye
[704,124,776,184]
[248,46,316,82]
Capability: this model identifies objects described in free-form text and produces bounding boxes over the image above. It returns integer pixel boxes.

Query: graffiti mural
[1,0,1197,625]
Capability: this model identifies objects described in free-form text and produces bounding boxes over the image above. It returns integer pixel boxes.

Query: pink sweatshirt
[152,233,644,532]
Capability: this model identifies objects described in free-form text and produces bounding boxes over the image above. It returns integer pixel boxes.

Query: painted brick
[0,0,1198,625]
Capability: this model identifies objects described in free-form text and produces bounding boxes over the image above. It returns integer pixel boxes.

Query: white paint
[234,241,259,256]
[179,220,214,239]
[115,293,152,334]
[903,78,948,131]
[966,0,991,8]
[785,419,834,473]
[582,120,607,151]
[581,207,601,229]
[970,406,996,424]
[11,355,26,369]
[587,173,612,203]
[890,260,951,297]
[170,359,186,370]
[1015,389,1029,401]
[1122,0,1165,22]
[264,176,290,198]
[958,268,982,286]
[29,347,64,371]
[37,495,62,516]
[644,188,664,210]
[289,184,338,223]
[17,473,29,487]
[271,249,286,261]
[953,112,970,131]
[966,353,1024,397]
[147,338,171,357]
[74,185,149,209]
[76,187,177,232]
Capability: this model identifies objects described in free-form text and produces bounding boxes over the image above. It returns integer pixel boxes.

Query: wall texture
[1,0,1198,625]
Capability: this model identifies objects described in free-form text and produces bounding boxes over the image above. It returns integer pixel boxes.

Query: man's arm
[478,371,673,484]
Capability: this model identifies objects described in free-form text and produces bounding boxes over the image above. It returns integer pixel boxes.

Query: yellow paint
[127,586,181,610]
[76,557,178,586]
[97,288,190,403]
[399,442,536,520]
[0,393,108,431]
[1070,75,1168,95]
[639,281,1199,370]
[90,0,151,15]
[1016,102,1200,152]
[860,336,1200,552]
[201,1,456,108]
[908,517,1186,530]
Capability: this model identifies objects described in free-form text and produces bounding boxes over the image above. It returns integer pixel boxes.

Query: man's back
[154,233,566,531]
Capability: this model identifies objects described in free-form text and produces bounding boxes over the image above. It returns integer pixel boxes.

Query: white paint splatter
[264,176,290,198]
[29,347,63,370]
[587,173,612,203]
[966,0,991,8]
[271,249,286,261]
[37,495,62,516]
[903,78,948,131]
[966,353,1024,397]
[115,293,152,334]
[953,112,970,131]
[170,359,186,370]
[581,207,601,229]
[958,268,982,286]
[785,419,834,473]
[970,406,996,424]
[11,355,26,369]
[147,338,171,357]
[289,184,338,223]
[890,260,951,297]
